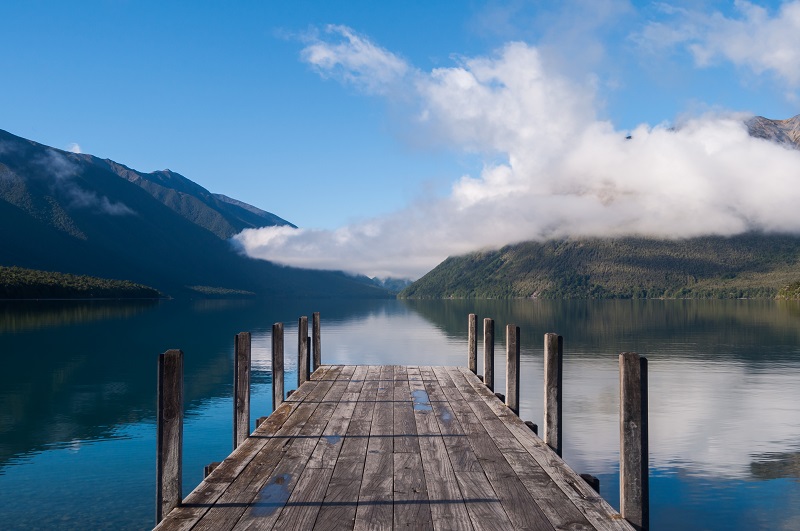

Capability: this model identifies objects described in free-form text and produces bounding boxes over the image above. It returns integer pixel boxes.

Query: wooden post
[505,324,520,415]
[312,312,321,372]
[233,332,251,449]
[156,349,183,524]
[468,313,478,374]
[298,316,309,386]
[620,352,649,531]
[204,462,220,478]
[544,333,563,457]
[272,323,284,412]
[483,318,495,391]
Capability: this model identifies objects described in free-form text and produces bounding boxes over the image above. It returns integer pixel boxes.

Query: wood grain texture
[272,323,284,413]
[468,313,477,374]
[619,353,649,531]
[156,349,183,524]
[544,333,563,457]
[234,332,252,450]
[483,319,495,392]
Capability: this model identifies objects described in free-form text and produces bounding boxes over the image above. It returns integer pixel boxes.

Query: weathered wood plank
[312,312,321,372]
[544,333,563,457]
[620,353,649,531]
[483,319,495,391]
[272,323,285,413]
[234,332,252,450]
[409,367,474,531]
[505,325,520,415]
[156,349,183,524]
[298,316,309,386]
[453,366,633,531]
[468,313,478,374]
[154,366,336,531]
[393,452,433,529]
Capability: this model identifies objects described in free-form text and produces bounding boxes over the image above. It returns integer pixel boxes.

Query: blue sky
[3,1,800,278]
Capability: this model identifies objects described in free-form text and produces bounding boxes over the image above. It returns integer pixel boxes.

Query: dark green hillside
[400,234,800,299]
[0,129,388,299]
[0,266,160,299]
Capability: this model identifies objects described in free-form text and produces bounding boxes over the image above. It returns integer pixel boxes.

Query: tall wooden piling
[233,332,251,449]
[312,312,321,372]
[544,333,563,457]
[620,352,649,531]
[468,313,478,374]
[156,349,183,524]
[298,316,309,386]
[505,325,521,415]
[272,323,284,412]
[483,318,495,391]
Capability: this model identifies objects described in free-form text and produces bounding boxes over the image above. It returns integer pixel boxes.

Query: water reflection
[0,298,798,530]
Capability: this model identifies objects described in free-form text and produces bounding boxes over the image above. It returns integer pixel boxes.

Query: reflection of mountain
[0,299,412,469]
[0,300,157,333]
[403,299,800,363]
[751,451,800,481]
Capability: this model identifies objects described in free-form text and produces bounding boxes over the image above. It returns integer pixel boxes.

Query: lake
[1,298,799,530]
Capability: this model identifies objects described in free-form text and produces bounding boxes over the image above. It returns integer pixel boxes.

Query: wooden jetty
[154,314,646,531]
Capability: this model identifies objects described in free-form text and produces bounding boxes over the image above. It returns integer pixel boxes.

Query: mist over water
[1,298,798,530]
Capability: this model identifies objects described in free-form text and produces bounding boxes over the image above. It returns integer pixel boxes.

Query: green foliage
[400,234,800,300]
[777,281,800,300]
[0,266,162,299]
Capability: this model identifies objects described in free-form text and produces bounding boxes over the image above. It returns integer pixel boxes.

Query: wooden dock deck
[155,364,633,530]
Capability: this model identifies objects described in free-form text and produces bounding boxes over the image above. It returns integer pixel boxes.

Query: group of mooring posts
[155,312,321,524]
[467,314,649,531]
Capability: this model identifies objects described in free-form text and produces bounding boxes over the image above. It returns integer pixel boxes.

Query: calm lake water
[1,298,799,530]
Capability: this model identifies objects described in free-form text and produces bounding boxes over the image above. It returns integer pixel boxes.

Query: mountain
[0,129,388,298]
[399,234,800,299]
[746,114,800,149]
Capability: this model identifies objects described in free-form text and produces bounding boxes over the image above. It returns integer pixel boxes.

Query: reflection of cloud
[237,28,800,279]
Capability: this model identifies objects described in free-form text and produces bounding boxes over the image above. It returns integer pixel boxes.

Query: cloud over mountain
[235,24,800,279]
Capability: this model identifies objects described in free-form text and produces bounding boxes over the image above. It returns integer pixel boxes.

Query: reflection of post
[156,349,183,524]
[468,313,477,374]
[312,312,321,372]
[483,318,495,391]
[620,352,649,531]
[233,332,251,449]
[506,325,520,415]
[272,323,284,412]
[544,333,563,456]
[298,316,309,386]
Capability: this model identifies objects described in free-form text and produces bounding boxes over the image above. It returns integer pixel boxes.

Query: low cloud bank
[235,25,800,279]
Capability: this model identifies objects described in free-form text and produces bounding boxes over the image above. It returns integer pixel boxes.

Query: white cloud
[637,0,800,88]
[66,143,82,154]
[235,27,800,279]
[300,25,411,96]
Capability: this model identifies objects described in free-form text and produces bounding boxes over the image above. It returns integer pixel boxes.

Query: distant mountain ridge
[0,128,387,298]
[746,114,800,149]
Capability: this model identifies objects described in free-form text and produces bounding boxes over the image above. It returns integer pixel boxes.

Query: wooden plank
[434,367,553,531]
[392,365,419,454]
[312,312,321,372]
[234,332,252,449]
[156,349,183,524]
[483,319,495,391]
[543,333,563,457]
[298,316,309,386]
[620,353,649,531]
[188,366,344,531]
[468,313,478,374]
[230,366,350,531]
[313,365,381,530]
[270,367,358,531]
[505,325,520,415]
[272,323,285,413]
[393,452,433,530]
[155,366,336,531]
[452,366,634,531]
[409,367,474,530]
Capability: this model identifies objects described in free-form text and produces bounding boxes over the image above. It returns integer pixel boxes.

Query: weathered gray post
[233,332,251,449]
[505,325,521,415]
[312,312,321,372]
[620,352,649,531]
[156,349,183,524]
[272,323,284,412]
[298,316,309,386]
[544,333,563,456]
[483,318,495,391]
[468,313,478,374]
